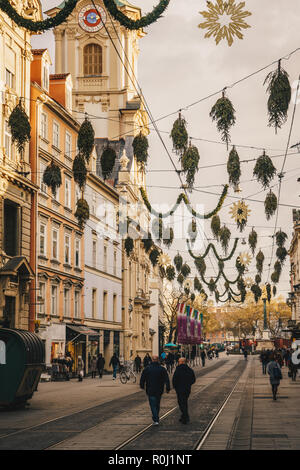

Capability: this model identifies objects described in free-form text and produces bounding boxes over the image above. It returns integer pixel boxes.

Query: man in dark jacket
[143,353,151,368]
[109,353,120,380]
[134,354,142,373]
[172,358,196,424]
[140,355,170,425]
[97,353,105,378]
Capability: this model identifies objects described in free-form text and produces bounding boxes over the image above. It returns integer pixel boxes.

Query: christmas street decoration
[157,253,171,268]
[245,277,253,289]
[103,0,170,30]
[198,0,252,47]
[210,91,236,149]
[229,200,251,231]
[237,251,252,267]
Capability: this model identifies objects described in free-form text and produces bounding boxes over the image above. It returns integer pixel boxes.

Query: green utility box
[0,328,45,408]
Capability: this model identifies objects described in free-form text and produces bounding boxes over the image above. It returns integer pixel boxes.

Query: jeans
[177,392,190,423]
[148,395,162,423]
[262,363,267,374]
[113,366,118,378]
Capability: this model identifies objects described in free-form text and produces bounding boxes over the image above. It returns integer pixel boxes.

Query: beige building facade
[0,0,42,332]
[289,209,300,322]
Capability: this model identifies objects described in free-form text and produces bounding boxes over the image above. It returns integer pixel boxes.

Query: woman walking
[267,353,282,400]
[77,356,85,382]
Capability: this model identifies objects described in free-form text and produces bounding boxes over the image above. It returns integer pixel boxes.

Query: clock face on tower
[78,4,107,32]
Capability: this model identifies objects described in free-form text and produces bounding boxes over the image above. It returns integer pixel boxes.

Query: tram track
[0,359,229,450]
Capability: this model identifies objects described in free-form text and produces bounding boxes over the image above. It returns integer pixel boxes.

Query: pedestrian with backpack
[267,353,282,400]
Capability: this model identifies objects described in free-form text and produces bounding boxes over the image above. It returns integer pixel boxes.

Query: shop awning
[66,325,101,336]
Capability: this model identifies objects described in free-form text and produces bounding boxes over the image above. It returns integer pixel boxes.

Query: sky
[32,0,300,301]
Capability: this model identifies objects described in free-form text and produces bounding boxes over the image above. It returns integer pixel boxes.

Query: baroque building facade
[289,209,300,322]
[48,0,159,362]
[0,0,42,332]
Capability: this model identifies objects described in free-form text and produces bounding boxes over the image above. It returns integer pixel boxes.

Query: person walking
[172,357,196,424]
[143,353,151,369]
[243,349,248,361]
[96,353,105,378]
[200,349,206,367]
[77,356,84,382]
[109,353,120,380]
[215,349,219,359]
[267,353,282,400]
[140,355,170,425]
[134,354,142,373]
[260,350,269,375]
[90,355,97,378]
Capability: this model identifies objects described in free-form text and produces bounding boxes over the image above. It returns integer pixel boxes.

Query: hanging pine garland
[174,253,183,272]
[253,151,277,189]
[211,215,221,240]
[43,160,62,196]
[227,146,241,187]
[177,273,184,285]
[73,154,87,190]
[208,278,216,293]
[251,284,262,303]
[264,190,278,220]
[181,263,191,279]
[149,248,160,267]
[271,271,280,284]
[8,101,31,156]
[141,233,154,253]
[248,228,258,255]
[78,117,95,163]
[276,246,288,264]
[124,236,134,257]
[255,274,261,284]
[101,146,117,180]
[210,91,236,149]
[181,144,200,188]
[75,198,90,229]
[266,283,272,303]
[166,266,176,282]
[264,60,292,133]
[219,226,231,254]
[132,133,149,166]
[0,0,78,32]
[236,258,246,275]
[274,260,282,276]
[170,113,188,156]
[273,285,277,297]
[256,250,265,274]
[275,230,288,247]
[103,0,170,30]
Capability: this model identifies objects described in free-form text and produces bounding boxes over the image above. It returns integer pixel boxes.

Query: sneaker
[153,422,159,426]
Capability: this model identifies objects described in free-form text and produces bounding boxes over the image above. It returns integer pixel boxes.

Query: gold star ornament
[198,0,252,47]
[229,200,251,223]
[238,251,252,267]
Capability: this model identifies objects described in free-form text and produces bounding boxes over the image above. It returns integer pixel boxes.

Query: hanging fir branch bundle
[77,117,95,163]
[227,146,241,187]
[141,233,154,253]
[264,190,278,220]
[177,273,184,285]
[208,278,215,293]
[271,271,280,284]
[174,253,183,272]
[264,60,292,133]
[101,146,117,180]
[166,266,176,282]
[194,277,202,292]
[256,250,265,274]
[255,274,261,284]
[194,257,206,276]
[73,154,87,190]
[132,133,149,165]
[210,91,236,149]
[211,215,221,240]
[170,114,188,156]
[181,144,200,188]
[43,160,62,196]
[248,228,258,255]
[163,227,174,248]
[251,284,262,303]
[274,260,282,276]
[253,151,277,189]
[191,293,196,302]
[181,263,191,279]
[124,236,134,257]
[75,198,90,229]
[149,248,160,267]
[219,226,231,254]
[276,246,288,264]
[273,285,277,297]
[8,101,31,156]
[236,258,246,275]
[275,230,288,247]
[266,283,272,303]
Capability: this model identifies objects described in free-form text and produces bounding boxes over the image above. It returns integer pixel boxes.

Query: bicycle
[119,362,137,384]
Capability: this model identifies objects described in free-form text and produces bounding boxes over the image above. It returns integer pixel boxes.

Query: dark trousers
[262,363,267,374]
[272,384,278,399]
[177,391,190,423]
[98,368,104,378]
[201,358,205,367]
[148,395,162,423]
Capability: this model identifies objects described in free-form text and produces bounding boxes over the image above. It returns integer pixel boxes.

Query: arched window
[83,44,102,76]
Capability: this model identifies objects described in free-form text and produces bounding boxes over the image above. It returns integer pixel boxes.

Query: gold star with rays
[229,200,251,223]
[157,253,171,268]
[238,251,252,267]
[198,0,252,47]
